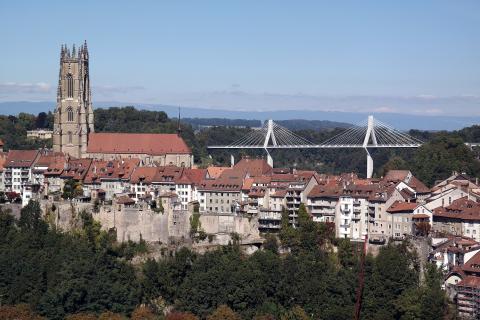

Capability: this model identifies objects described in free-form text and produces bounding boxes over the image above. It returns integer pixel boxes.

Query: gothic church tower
[53,41,94,158]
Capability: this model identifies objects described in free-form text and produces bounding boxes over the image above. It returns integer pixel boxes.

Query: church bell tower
[53,41,94,158]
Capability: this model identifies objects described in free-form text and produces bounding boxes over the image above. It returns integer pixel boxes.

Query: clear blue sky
[0,1,479,115]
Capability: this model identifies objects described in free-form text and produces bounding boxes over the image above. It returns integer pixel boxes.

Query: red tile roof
[248,187,266,198]
[206,166,229,179]
[129,167,159,184]
[272,189,287,197]
[232,157,272,177]
[433,197,480,221]
[84,159,140,184]
[242,177,254,191]
[44,155,67,176]
[461,251,480,275]
[198,169,244,191]
[384,170,410,182]
[308,185,342,198]
[60,159,92,180]
[5,150,40,168]
[116,195,135,205]
[183,168,207,185]
[129,166,203,185]
[412,213,430,219]
[387,201,417,213]
[87,133,191,155]
[34,152,66,169]
[408,176,430,193]
[457,275,480,288]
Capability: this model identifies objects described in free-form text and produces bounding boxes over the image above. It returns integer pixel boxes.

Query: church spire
[82,40,89,59]
[177,106,182,136]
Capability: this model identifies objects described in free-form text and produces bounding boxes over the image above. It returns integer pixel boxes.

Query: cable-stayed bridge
[208,115,423,178]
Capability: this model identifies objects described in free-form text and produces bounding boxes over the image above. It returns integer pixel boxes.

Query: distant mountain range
[182,118,351,131]
[1,101,479,131]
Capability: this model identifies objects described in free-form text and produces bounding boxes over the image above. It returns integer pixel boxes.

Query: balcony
[258,211,282,221]
[352,216,361,221]
[353,199,361,205]
[341,207,350,214]
[259,223,281,229]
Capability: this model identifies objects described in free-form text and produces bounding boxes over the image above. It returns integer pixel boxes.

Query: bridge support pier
[366,148,373,179]
[230,154,235,167]
[265,148,273,167]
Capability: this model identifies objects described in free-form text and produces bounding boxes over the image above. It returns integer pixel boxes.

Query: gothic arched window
[68,131,73,144]
[66,74,73,98]
[67,107,74,122]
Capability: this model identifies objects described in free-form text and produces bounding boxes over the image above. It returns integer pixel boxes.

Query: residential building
[3,150,40,194]
[433,197,480,240]
[386,201,417,240]
[27,129,53,140]
[83,159,140,200]
[0,149,6,191]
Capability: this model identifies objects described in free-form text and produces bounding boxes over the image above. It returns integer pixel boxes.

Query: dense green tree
[279,208,297,248]
[280,306,311,320]
[361,242,420,320]
[62,179,84,199]
[396,263,446,320]
[166,311,199,320]
[263,234,279,254]
[411,134,480,186]
[0,202,141,319]
[0,304,45,320]
[207,305,242,320]
[35,112,48,129]
[380,155,408,176]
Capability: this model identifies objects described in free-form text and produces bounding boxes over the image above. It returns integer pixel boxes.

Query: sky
[0,1,479,116]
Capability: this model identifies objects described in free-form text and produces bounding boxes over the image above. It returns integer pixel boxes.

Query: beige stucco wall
[85,152,193,167]
[199,214,259,240]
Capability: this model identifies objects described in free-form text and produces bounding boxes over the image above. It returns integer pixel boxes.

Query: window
[66,74,73,97]
[68,131,72,144]
[67,107,74,122]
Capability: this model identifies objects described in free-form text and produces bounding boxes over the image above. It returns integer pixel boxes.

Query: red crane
[354,234,368,320]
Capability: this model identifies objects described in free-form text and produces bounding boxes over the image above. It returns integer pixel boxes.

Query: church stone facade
[52,42,193,167]
[53,42,94,158]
